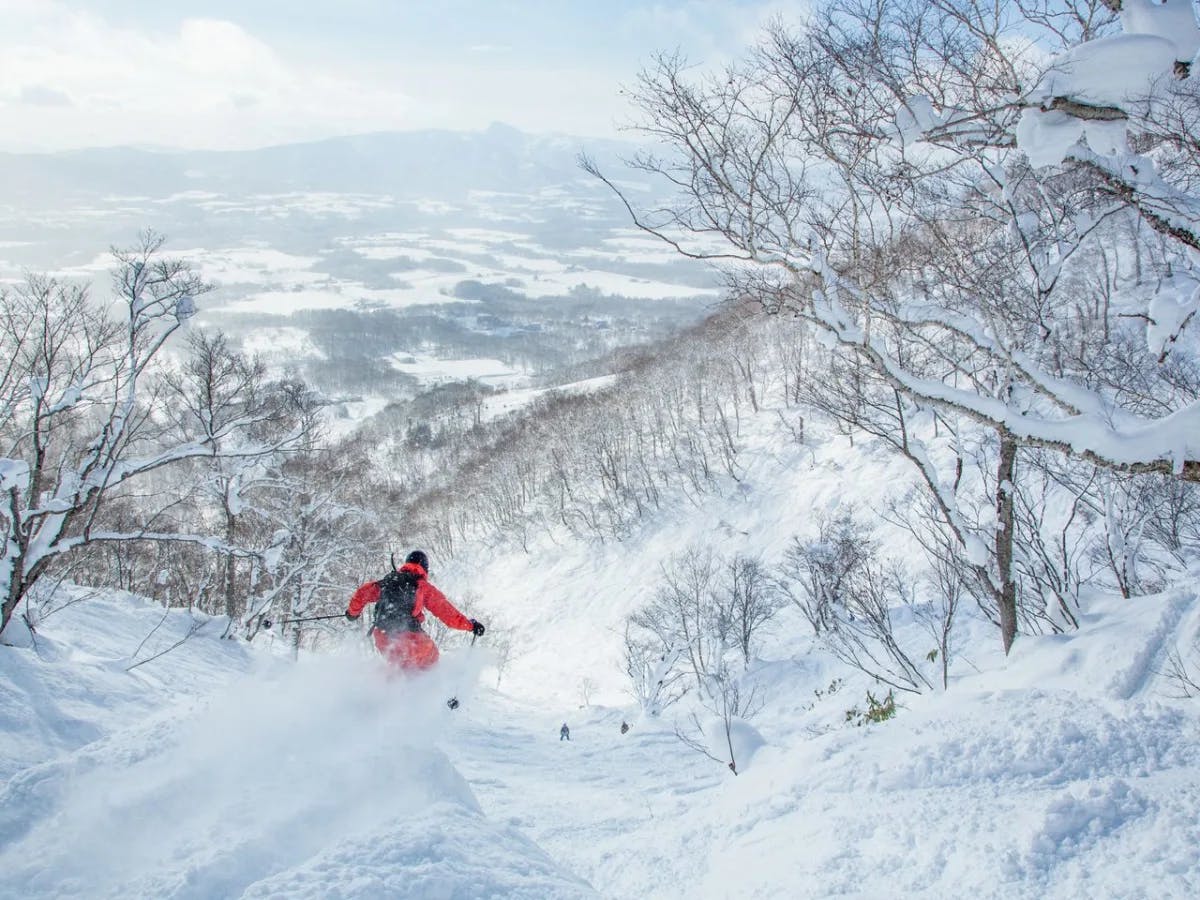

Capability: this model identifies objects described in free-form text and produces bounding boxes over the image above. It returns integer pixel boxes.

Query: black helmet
[404,550,429,573]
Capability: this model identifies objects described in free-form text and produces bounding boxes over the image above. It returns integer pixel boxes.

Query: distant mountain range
[0,123,638,204]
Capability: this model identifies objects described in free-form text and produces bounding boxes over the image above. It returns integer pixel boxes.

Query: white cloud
[618,0,808,62]
[0,4,416,150]
[17,84,73,107]
[0,0,810,151]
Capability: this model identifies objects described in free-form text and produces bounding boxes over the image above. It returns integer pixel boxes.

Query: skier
[345,550,484,670]
[560,723,570,741]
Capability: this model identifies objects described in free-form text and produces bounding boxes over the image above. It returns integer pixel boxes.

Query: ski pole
[259,613,346,630]
[447,632,479,710]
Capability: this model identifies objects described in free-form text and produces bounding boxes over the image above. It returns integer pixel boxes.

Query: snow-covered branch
[0,235,320,638]
[592,0,1200,654]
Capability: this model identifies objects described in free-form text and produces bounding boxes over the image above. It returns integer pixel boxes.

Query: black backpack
[373,570,422,633]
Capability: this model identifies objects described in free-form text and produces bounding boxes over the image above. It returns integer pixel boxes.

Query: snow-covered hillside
[0,596,593,899]
[2,404,1198,898]
[5,0,1200,894]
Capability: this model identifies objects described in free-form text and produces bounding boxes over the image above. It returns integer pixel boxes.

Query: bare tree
[163,330,286,624]
[0,233,302,638]
[622,624,686,716]
[722,552,785,667]
[630,545,724,687]
[825,561,934,695]
[917,555,966,691]
[579,677,598,708]
[780,508,933,693]
[488,624,515,689]
[779,509,874,636]
[587,0,1200,653]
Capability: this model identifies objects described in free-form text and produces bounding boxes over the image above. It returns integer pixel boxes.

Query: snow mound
[0,589,253,783]
[700,715,765,774]
[976,586,1199,701]
[1121,0,1200,62]
[241,801,598,899]
[1032,34,1177,109]
[1017,1,1200,168]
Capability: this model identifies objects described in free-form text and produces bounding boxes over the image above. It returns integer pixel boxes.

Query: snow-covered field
[186,227,717,317]
[480,374,619,421]
[2,186,719,316]
[391,352,527,387]
[2,409,1198,898]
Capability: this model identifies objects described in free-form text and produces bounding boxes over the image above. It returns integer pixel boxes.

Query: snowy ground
[480,375,619,421]
[0,397,1196,899]
[0,598,594,899]
[2,583,1197,899]
[2,406,1199,897]
[390,353,527,388]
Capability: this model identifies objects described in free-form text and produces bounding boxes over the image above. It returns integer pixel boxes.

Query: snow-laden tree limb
[590,0,1200,654]
[799,269,1200,480]
[590,1,1200,483]
[0,233,311,638]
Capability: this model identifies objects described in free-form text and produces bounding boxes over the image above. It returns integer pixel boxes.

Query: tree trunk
[996,431,1019,654]
[1,573,22,639]
[291,576,303,661]
[222,508,238,624]
[1,487,28,638]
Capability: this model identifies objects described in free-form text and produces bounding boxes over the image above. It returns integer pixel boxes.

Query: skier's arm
[346,582,381,617]
[419,582,474,631]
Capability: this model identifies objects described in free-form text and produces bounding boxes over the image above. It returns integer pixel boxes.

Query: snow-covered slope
[683,589,1200,899]
[0,590,255,783]
[0,598,594,899]
[430,403,1200,897]
[450,589,1200,899]
[441,411,925,707]
[2,409,1198,898]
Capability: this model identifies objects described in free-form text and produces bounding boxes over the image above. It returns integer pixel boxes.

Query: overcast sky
[0,0,802,152]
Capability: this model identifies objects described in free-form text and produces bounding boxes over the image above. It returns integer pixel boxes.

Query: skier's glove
[470,619,486,637]
[345,611,360,621]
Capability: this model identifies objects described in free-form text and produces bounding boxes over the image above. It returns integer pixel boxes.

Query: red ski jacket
[346,562,473,632]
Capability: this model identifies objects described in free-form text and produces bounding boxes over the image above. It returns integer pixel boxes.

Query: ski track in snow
[1107,588,1197,700]
[452,703,726,900]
